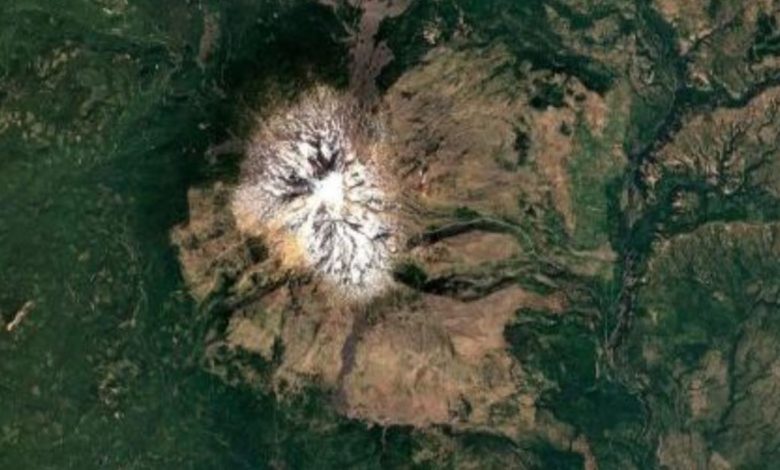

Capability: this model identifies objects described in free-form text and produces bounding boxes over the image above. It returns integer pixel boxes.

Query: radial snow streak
[233,87,397,298]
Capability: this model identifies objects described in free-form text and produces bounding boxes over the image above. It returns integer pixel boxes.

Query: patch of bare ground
[652,0,712,43]
[196,10,220,68]
[530,106,577,231]
[383,44,616,235]
[342,286,564,429]
[648,86,780,198]
[656,431,711,470]
[653,0,779,96]
[564,244,619,278]
[320,0,411,102]
[383,45,538,219]
[171,183,251,300]
[410,231,521,277]
[653,0,774,48]
[544,2,634,78]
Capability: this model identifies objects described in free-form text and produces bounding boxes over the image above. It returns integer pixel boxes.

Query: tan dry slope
[172,40,611,469]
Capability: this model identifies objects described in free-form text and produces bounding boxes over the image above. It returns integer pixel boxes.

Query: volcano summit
[232,87,397,299]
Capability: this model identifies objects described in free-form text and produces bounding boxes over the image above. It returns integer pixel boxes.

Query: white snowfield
[233,87,396,299]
